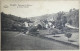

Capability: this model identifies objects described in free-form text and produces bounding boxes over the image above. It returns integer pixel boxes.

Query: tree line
[1,8,79,32]
[1,12,32,31]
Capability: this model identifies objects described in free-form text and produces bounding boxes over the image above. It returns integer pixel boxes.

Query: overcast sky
[1,0,79,18]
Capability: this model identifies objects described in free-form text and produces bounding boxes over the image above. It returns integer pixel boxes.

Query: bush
[28,26,40,36]
[49,28,62,35]
[28,26,38,32]
[65,32,72,41]
[37,24,42,30]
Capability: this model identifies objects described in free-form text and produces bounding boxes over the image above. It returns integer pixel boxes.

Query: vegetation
[1,12,31,31]
[1,8,79,33]
[54,8,79,32]
[65,33,72,41]
[37,24,42,30]
[49,28,62,35]
[28,26,39,36]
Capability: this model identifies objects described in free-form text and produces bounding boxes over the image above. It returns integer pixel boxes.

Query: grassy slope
[1,31,78,50]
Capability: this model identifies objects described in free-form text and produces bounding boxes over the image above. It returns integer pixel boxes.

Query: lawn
[1,31,79,50]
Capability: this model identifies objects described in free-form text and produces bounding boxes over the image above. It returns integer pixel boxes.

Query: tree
[68,9,79,28]
[61,16,67,27]
[43,19,48,24]
[57,11,65,20]
[55,11,65,30]
[65,33,72,41]
[55,20,62,30]
[49,28,61,37]
[68,19,72,25]
[37,24,42,30]
[28,26,39,36]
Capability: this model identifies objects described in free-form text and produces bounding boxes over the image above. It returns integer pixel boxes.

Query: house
[24,22,29,27]
[24,21,34,27]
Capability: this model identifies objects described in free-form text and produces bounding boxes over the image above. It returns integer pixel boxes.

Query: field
[1,31,79,50]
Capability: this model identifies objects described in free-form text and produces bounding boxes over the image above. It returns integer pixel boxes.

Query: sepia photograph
[1,0,79,50]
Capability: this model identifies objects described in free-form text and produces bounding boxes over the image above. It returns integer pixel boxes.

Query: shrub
[65,32,72,41]
[49,28,62,36]
[37,24,42,30]
[29,26,37,32]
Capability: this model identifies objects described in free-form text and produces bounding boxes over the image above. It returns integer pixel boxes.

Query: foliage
[28,26,40,36]
[1,8,79,32]
[54,11,66,30]
[1,12,31,31]
[67,8,79,27]
[54,8,79,32]
[49,28,62,35]
[37,24,42,29]
[68,19,72,25]
[28,26,38,32]
[65,32,72,41]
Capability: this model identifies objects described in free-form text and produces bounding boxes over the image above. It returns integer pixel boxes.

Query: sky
[1,0,79,18]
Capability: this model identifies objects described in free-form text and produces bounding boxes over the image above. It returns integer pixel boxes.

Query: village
[1,8,79,50]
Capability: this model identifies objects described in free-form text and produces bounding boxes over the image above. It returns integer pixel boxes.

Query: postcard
[1,0,80,51]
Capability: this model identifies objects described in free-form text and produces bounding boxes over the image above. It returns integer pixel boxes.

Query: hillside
[1,12,31,31]
[1,8,79,32]
[29,8,79,28]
